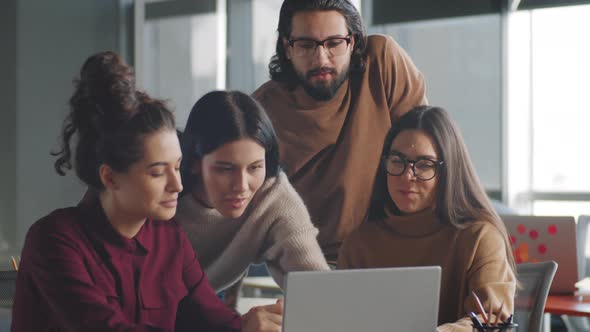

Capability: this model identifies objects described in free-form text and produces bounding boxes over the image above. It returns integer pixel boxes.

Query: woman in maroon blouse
[11,52,282,332]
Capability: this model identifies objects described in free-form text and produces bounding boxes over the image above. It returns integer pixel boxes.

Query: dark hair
[370,106,517,272]
[179,90,280,193]
[269,0,367,87]
[52,51,175,190]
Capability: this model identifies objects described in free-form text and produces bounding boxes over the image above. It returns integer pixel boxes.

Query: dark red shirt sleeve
[175,229,241,331]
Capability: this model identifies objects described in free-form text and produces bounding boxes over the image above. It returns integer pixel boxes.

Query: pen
[469,311,483,330]
[493,301,504,325]
[506,314,513,325]
[471,291,489,324]
[10,256,18,271]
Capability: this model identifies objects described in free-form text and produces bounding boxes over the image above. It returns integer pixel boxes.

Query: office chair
[514,261,557,332]
[0,271,17,309]
[0,270,17,332]
[560,215,590,332]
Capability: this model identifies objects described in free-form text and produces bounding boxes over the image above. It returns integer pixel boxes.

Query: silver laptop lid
[283,266,441,332]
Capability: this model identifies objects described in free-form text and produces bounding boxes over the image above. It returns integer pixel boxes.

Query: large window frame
[129,0,590,217]
[505,4,590,216]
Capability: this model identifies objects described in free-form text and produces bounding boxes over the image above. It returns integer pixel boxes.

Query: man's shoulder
[365,34,400,57]
[367,34,393,46]
[252,79,284,101]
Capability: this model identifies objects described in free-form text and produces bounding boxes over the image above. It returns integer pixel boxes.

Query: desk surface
[242,277,280,290]
[545,295,590,317]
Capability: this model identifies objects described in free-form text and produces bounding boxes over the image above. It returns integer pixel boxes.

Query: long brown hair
[370,106,516,273]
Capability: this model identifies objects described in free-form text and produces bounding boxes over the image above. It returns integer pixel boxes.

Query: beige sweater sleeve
[261,174,330,287]
[378,35,428,123]
[438,225,516,332]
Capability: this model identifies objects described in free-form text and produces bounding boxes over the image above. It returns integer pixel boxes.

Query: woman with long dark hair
[11,52,281,332]
[338,106,516,331]
[176,90,329,296]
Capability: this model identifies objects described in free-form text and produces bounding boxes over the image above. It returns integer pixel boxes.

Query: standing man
[253,0,427,261]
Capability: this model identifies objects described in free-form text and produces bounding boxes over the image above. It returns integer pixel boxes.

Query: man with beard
[253,0,427,261]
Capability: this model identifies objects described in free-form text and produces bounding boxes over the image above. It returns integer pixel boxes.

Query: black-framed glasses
[287,35,352,57]
[382,153,444,181]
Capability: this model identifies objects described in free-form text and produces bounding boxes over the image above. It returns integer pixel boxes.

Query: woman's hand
[241,299,283,332]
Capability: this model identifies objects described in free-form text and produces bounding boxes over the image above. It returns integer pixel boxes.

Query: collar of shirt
[381,204,446,238]
[77,196,153,257]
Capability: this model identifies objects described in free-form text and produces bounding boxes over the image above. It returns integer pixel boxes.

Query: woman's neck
[99,192,146,239]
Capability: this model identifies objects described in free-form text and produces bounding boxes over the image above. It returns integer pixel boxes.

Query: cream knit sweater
[176,171,329,292]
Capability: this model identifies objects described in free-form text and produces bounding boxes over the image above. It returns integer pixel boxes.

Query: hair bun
[69,51,138,135]
[79,51,137,114]
[53,51,175,185]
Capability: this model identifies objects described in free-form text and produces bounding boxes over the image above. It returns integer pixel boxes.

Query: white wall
[370,14,503,193]
[0,1,18,251]
[9,0,121,248]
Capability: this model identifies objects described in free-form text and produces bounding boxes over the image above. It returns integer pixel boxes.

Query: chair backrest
[0,271,17,309]
[577,215,590,279]
[515,261,558,332]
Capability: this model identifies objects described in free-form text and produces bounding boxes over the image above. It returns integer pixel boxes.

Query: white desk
[242,276,279,290]
[242,276,281,298]
[236,297,278,315]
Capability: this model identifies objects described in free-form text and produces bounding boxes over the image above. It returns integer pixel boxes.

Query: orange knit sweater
[338,208,516,332]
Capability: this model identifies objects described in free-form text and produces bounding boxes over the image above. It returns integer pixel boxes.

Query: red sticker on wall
[517,224,526,234]
[547,224,557,235]
[509,235,517,245]
[529,229,539,240]
[515,250,522,264]
[538,244,547,254]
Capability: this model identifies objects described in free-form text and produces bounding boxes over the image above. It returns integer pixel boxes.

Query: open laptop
[282,267,441,332]
[502,215,579,294]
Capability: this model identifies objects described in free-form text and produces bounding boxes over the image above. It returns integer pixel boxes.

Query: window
[143,13,220,128]
[507,4,590,217]
[530,5,590,193]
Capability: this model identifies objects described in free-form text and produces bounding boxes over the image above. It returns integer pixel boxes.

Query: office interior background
[1,0,590,260]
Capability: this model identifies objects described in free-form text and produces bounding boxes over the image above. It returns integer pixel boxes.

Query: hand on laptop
[242,299,284,332]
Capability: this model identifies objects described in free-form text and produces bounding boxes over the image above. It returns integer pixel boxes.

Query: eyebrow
[214,159,265,166]
[147,156,182,168]
[290,33,349,40]
[389,150,438,160]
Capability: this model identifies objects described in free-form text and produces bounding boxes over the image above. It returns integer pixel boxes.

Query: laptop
[502,215,579,294]
[282,267,441,332]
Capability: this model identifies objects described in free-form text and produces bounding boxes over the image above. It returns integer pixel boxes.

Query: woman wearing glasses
[338,106,516,332]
